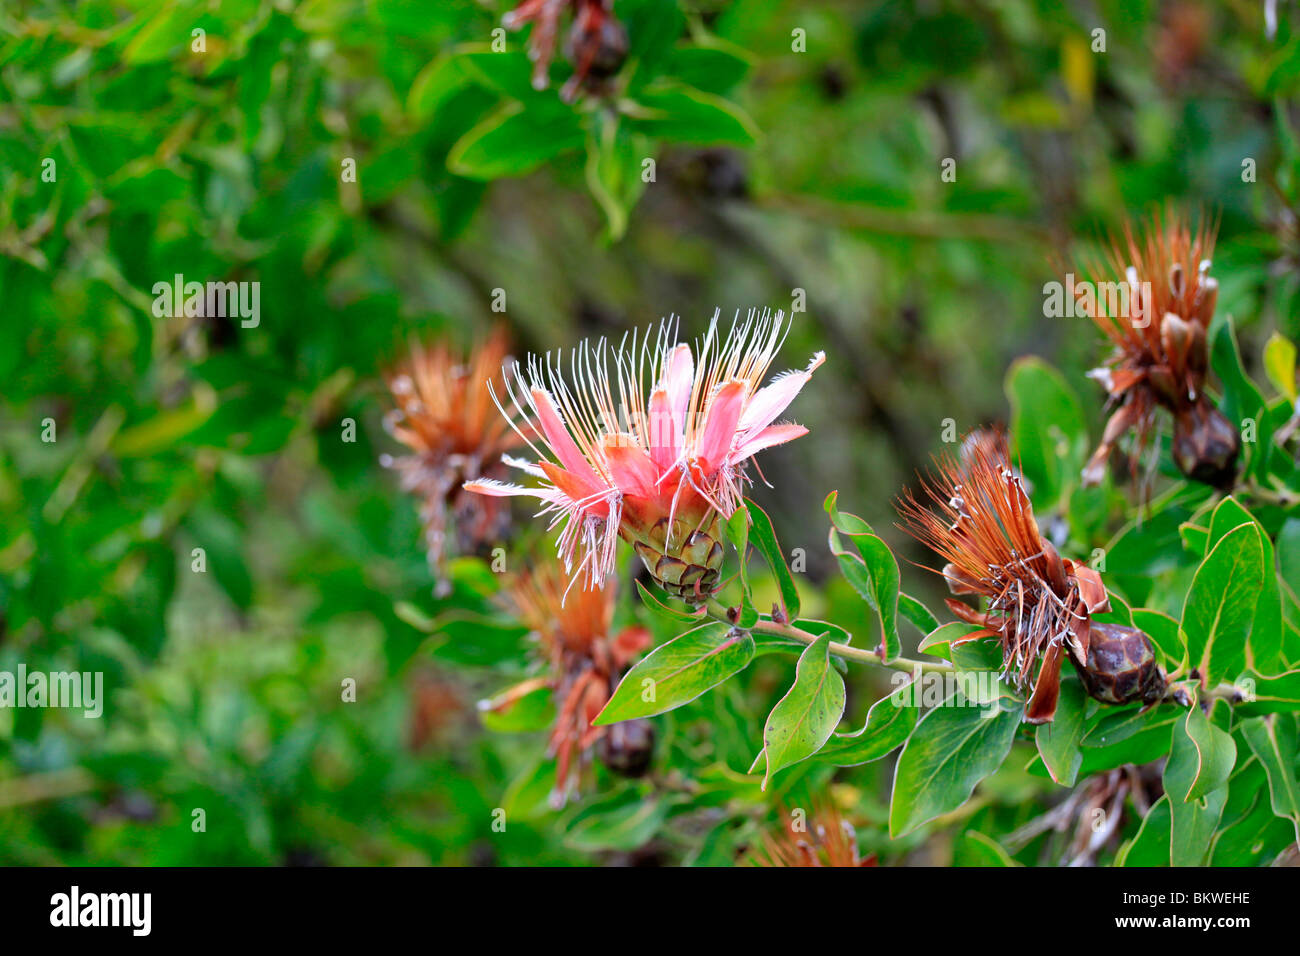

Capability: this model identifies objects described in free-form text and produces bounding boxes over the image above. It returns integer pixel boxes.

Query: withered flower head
[1074,208,1239,490]
[898,430,1167,722]
[487,565,652,806]
[382,329,522,595]
[746,803,875,867]
[504,0,628,102]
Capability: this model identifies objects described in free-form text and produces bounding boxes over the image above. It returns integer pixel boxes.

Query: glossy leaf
[1165,696,1236,804]
[825,492,901,662]
[756,633,846,788]
[1005,356,1087,510]
[1181,521,1264,685]
[594,622,755,724]
[889,693,1023,837]
[1240,715,1300,842]
[1035,676,1087,786]
[816,683,920,766]
[745,498,801,621]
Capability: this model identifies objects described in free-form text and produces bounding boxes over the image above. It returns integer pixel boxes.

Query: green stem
[704,599,957,674]
[1240,477,1299,509]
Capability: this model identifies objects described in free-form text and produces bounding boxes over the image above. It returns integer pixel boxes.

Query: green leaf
[1264,331,1298,402]
[455,50,541,101]
[1035,676,1087,786]
[722,504,758,628]
[745,498,801,621]
[478,681,555,733]
[122,6,191,64]
[1118,795,1172,866]
[889,693,1023,837]
[664,43,752,95]
[1130,608,1185,669]
[407,49,472,120]
[1204,497,1282,670]
[898,593,940,635]
[825,492,901,661]
[823,490,874,533]
[1166,697,1237,803]
[1167,782,1228,866]
[635,579,707,624]
[1274,518,1300,630]
[961,830,1021,866]
[756,633,846,788]
[1211,317,1267,478]
[594,622,754,724]
[1079,707,1183,775]
[425,615,530,667]
[1212,316,1268,426]
[626,80,759,146]
[447,102,585,179]
[918,621,985,655]
[1238,668,1300,714]
[564,793,666,852]
[584,114,650,241]
[1005,356,1087,510]
[816,684,920,766]
[1214,795,1297,865]
[1240,715,1300,842]
[1181,521,1264,685]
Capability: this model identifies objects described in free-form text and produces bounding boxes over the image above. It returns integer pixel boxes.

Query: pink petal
[694,380,746,473]
[531,388,602,488]
[539,462,611,517]
[661,344,694,434]
[602,436,658,498]
[463,478,564,505]
[738,351,825,438]
[729,423,808,463]
[645,387,680,472]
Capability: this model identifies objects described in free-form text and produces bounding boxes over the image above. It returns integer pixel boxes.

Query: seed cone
[630,514,724,602]
[598,717,655,777]
[1172,397,1240,491]
[1068,621,1168,706]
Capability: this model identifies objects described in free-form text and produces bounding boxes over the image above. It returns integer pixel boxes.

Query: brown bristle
[897,432,1092,715]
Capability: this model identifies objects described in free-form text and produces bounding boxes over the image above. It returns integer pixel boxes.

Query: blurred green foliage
[4,0,1300,864]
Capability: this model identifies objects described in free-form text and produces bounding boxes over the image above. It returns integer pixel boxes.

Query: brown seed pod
[1068,621,1168,706]
[598,717,655,777]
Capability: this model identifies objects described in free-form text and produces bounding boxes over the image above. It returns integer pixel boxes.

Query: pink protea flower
[465,309,824,602]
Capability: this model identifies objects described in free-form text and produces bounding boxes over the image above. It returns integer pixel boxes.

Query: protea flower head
[381,329,523,595]
[898,430,1166,723]
[465,309,824,602]
[746,803,876,867]
[1073,208,1239,490]
[484,565,651,806]
[504,0,628,102]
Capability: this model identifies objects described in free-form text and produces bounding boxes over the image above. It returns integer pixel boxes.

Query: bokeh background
[2,0,1299,864]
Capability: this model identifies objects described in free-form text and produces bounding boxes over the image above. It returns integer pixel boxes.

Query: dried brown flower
[382,329,522,595]
[1074,208,1239,489]
[898,430,1166,722]
[487,565,652,805]
[747,803,876,867]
